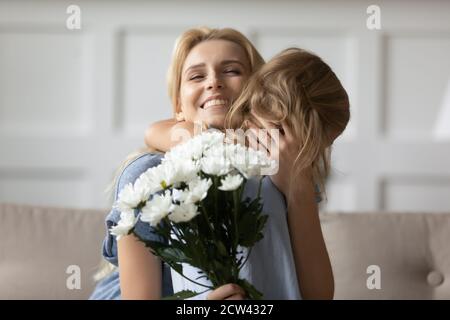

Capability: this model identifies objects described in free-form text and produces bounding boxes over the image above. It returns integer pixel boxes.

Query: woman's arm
[118,233,163,299]
[144,119,195,152]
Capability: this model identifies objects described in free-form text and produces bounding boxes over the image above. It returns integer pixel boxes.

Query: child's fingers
[225,293,246,300]
[207,284,246,300]
[247,120,284,160]
[252,117,286,152]
[247,123,271,157]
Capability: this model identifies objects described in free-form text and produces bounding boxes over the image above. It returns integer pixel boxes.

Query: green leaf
[237,279,264,300]
[162,290,201,300]
[170,262,183,275]
[160,247,191,264]
[216,241,229,257]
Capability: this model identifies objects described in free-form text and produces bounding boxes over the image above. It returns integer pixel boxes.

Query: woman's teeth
[203,99,228,109]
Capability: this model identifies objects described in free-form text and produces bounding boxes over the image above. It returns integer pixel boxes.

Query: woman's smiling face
[179,39,251,129]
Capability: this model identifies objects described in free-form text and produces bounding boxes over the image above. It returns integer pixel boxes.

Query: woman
[89,27,265,300]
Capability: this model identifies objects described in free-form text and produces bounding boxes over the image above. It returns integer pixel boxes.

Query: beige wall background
[0,0,449,213]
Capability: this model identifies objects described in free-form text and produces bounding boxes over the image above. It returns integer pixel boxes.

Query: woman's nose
[206,74,224,90]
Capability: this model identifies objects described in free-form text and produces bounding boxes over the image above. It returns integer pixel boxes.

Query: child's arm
[144,119,196,152]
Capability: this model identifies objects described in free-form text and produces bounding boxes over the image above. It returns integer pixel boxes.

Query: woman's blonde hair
[167,26,265,116]
[226,48,350,202]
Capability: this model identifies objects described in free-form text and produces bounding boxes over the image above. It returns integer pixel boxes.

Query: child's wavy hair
[226,48,350,202]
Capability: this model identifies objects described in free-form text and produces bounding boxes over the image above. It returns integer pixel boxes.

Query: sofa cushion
[320,212,450,299]
[2,202,450,299]
[0,203,106,299]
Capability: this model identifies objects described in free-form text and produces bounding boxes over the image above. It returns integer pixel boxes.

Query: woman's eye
[189,75,204,81]
[225,69,240,75]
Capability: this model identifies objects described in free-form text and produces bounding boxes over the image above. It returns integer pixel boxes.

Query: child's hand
[247,119,311,201]
[206,283,247,300]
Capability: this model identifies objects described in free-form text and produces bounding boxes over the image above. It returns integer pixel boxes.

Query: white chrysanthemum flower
[184,178,212,203]
[203,142,227,157]
[172,188,189,203]
[152,159,199,190]
[141,164,172,193]
[200,130,225,149]
[165,139,202,162]
[133,174,153,201]
[169,202,200,223]
[163,130,225,164]
[115,182,146,213]
[185,136,206,159]
[224,143,239,160]
[201,157,232,176]
[229,146,273,178]
[165,130,222,162]
[218,174,244,191]
[110,210,138,241]
[140,190,174,227]
[173,159,200,183]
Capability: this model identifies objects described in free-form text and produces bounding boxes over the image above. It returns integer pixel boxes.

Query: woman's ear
[175,101,185,122]
[175,111,185,122]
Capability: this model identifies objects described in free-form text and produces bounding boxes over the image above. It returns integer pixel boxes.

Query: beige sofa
[1,202,449,299]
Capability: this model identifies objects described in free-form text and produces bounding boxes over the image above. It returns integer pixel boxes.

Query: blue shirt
[89,153,173,299]
[89,152,321,300]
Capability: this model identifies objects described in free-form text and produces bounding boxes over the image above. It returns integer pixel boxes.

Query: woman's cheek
[181,85,201,108]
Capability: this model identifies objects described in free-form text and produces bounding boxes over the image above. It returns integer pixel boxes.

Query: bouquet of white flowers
[110,130,275,300]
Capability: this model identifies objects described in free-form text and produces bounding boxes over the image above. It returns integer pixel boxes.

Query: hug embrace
[89,26,350,300]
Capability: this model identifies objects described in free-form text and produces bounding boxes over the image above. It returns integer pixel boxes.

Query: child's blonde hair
[226,48,350,202]
[167,26,265,116]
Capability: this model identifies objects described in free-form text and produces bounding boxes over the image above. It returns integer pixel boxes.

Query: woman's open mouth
[201,99,229,110]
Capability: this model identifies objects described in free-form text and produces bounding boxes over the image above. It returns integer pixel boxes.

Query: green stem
[189,220,221,286]
[232,190,240,281]
[214,177,218,224]
[200,205,216,239]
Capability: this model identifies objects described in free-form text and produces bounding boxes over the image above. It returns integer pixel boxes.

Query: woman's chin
[200,108,229,129]
[204,116,226,130]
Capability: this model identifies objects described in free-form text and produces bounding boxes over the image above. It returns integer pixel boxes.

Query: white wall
[0,0,449,212]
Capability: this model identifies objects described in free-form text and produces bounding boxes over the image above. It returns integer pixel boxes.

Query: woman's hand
[206,283,246,300]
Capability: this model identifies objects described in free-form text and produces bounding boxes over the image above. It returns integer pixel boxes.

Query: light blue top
[89,152,321,300]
